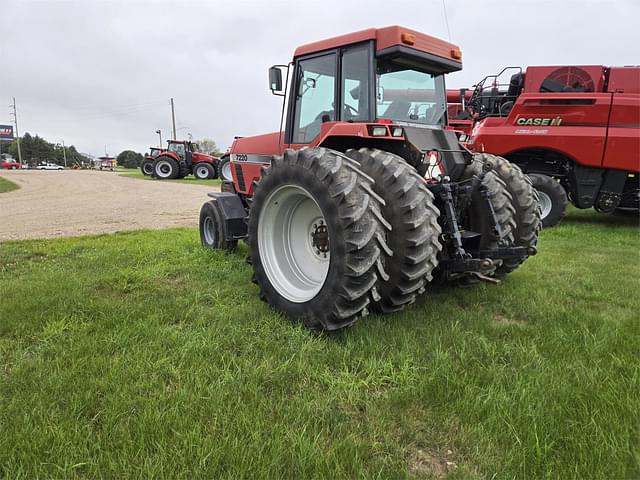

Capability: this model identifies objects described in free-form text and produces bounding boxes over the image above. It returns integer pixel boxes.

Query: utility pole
[170,98,176,140]
[9,97,23,165]
[61,140,67,168]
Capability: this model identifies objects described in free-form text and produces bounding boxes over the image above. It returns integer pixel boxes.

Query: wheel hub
[311,220,329,257]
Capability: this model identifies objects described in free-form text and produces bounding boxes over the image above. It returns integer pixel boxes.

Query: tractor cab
[269,28,461,144]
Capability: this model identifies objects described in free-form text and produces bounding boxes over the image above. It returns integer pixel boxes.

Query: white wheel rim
[155,160,173,178]
[203,216,216,245]
[222,162,232,181]
[537,190,553,219]
[195,165,208,179]
[143,162,153,175]
[258,185,330,303]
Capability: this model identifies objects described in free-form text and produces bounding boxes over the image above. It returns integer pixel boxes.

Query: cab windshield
[376,60,446,126]
[168,143,186,158]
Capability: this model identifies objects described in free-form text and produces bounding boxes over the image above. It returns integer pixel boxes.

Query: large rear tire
[218,157,233,182]
[152,156,179,179]
[346,148,442,313]
[140,159,154,176]
[446,162,516,283]
[474,154,541,277]
[247,147,390,331]
[528,173,568,227]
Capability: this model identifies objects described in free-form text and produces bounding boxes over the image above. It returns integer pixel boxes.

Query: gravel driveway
[0,170,217,241]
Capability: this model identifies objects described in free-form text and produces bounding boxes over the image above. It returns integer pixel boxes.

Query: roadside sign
[0,125,14,141]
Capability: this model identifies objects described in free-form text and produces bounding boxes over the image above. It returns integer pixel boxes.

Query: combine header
[200,26,541,331]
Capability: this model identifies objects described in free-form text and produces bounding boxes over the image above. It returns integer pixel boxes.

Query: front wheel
[199,200,237,250]
[193,163,216,180]
[528,173,568,227]
[248,147,389,331]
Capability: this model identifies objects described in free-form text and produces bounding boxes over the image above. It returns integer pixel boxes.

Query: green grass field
[0,208,638,478]
[0,175,19,193]
[119,168,221,187]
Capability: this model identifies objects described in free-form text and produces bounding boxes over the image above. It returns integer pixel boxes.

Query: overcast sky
[2,0,638,157]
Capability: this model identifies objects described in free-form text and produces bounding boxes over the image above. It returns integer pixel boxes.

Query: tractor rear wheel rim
[156,160,172,178]
[203,216,216,245]
[222,162,232,181]
[258,185,329,303]
[143,162,153,175]
[537,190,552,219]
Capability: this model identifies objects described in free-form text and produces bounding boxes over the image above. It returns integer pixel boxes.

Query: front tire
[193,163,216,180]
[248,147,389,331]
[346,148,442,313]
[528,173,568,227]
[199,200,237,251]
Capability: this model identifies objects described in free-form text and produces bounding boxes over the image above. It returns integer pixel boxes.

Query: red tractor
[151,140,220,180]
[449,65,640,226]
[199,26,541,331]
[140,146,163,176]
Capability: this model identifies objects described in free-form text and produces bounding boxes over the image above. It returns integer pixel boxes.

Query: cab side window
[293,53,336,144]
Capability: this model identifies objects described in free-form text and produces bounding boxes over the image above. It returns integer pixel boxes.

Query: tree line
[0,133,90,167]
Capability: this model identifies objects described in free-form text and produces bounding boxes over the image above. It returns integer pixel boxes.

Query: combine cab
[150,140,220,180]
[200,26,541,331]
[451,65,640,226]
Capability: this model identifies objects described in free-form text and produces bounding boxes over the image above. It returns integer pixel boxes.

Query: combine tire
[474,154,541,277]
[218,157,233,182]
[153,156,179,179]
[247,147,390,331]
[199,200,237,251]
[194,163,216,180]
[528,173,568,227]
[346,148,442,313]
[140,159,154,176]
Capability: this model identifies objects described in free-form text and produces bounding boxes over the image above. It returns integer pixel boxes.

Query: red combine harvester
[199,26,541,331]
[150,140,220,180]
[449,66,640,226]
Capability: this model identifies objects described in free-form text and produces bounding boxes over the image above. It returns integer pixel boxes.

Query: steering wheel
[343,104,359,120]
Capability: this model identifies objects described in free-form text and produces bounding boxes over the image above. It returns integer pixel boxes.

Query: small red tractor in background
[140,146,163,176]
[147,140,220,180]
[448,65,640,226]
[198,26,541,332]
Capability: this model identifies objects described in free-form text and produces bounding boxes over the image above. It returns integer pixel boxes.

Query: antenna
[442,0,452,41]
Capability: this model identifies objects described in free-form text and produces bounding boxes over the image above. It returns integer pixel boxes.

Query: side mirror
[269,66,284,95]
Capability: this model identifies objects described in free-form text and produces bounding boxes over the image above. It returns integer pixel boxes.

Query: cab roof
[293,26,462,72]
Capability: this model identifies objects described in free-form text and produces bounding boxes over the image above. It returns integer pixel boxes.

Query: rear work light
[370,126,388,136]
[391,127,404,137]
